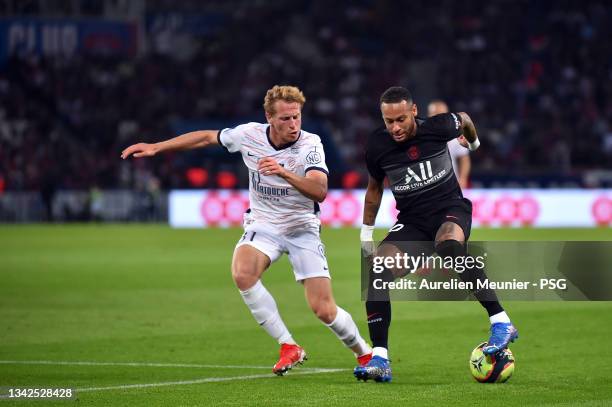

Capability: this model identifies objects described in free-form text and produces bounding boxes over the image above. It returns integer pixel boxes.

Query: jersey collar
[266,125,301,150]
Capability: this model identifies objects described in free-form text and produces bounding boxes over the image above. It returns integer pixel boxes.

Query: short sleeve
[366,149,385,182]
[423,112,463,141]
[218,123,251,153]
[301,140,329,176]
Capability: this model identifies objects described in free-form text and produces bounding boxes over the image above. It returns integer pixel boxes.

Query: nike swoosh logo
[247,151,257,157]
[323,266,328,270]
[367,313,380,319]
[446,215,459,220]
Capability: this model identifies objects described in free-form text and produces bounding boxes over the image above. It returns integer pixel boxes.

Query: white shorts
[235,222,330,282]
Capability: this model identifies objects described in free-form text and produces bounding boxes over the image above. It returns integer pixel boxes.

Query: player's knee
[312,302,336,324]
[436,222,465,242]
[231,263,258,291]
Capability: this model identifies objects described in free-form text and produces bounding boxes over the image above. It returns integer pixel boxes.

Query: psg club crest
[407,146,419,160]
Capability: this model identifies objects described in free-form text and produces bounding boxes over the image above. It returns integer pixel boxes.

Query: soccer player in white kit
[121,85,372,375]
[428,100,472,188]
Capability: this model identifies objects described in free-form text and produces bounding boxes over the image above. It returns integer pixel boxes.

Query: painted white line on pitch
[77,368,346,393]
[0,360,340,372]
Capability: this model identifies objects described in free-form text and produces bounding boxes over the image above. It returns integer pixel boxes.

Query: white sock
[372,347,388,360]
[326,306,371,356]
[489,311,511,324]
[240,280,295,344]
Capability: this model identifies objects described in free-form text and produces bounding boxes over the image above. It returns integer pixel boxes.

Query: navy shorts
[383,198,472,246]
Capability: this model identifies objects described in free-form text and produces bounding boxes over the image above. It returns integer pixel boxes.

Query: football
[469,342,515,383]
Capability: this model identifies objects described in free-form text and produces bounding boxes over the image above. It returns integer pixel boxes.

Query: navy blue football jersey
[366,112,467,216]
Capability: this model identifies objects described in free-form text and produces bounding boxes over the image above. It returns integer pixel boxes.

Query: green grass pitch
[1,225,611,406]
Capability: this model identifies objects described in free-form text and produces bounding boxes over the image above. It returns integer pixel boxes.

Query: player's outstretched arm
[121,130,219,159]
[457,112,480,151]
[257,157,327,202]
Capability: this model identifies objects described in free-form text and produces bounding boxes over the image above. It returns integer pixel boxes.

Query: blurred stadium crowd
[1,0,611,194]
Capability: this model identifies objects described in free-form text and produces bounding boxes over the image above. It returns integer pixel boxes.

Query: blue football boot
[353,355,392,382]
[483,322,519,355]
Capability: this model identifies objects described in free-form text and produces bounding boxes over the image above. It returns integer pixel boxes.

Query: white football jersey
[447,137,469,179]
[218,122,328,233]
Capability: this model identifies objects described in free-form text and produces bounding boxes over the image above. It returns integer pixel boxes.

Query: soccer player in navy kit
[354,87,518,382]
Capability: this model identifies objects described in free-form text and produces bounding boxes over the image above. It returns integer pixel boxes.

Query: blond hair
[263,85,306,115]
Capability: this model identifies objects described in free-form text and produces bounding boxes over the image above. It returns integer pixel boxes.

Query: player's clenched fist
[258,157,287,177]
[121,143,158,159]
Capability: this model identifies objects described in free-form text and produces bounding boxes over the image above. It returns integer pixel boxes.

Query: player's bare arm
[360,176,383,249]
[363,176,384,226]
[257,157,327,202]
[121,130,219,159]
[457,112,480,150]
[457,155,471,189]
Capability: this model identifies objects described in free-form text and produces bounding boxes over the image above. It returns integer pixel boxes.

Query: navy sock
[365,266,393,349]
[435,240,504,317]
